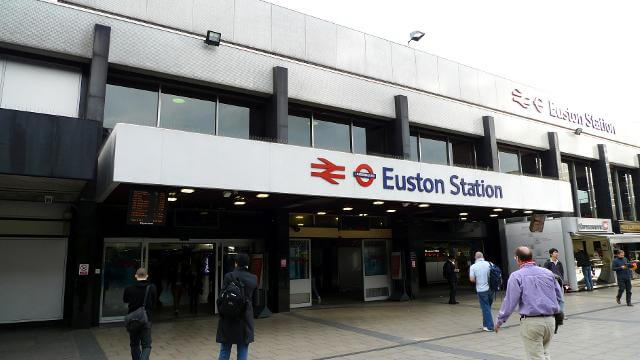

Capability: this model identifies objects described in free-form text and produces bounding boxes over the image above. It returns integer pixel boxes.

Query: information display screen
[127,190,167,225]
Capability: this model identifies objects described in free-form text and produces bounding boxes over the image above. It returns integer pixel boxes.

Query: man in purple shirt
[495,247,563,360]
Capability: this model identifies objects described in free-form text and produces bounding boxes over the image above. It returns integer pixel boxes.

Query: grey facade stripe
[480,116,499,171]
[571,316,638,324]
[569,161,581,217]
[593,144,617,222]
[633,154,640,217]
[612,169,624,221]
[542,132,562,179]
[271,66,288,143]
[72,329,107,360]
[392,95,410,160]
[85,24,111,123]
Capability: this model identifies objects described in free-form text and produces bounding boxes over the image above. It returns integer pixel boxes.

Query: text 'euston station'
[381,167,504,198]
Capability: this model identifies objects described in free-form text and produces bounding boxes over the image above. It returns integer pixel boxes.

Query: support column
[542,132,562,179]
[268,66,288,143]
[267,210,290,313]
[85,24,111,124]
[592,144,617,223]
[479,116,499,171]
[391,95,411,159]
[612,169,624,221]
[569,162,581,217]
[632,155,640,217]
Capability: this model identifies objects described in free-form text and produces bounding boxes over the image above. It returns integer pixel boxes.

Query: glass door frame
[362,239,391,302]
[100,238,220,323]
[289,238,312,309]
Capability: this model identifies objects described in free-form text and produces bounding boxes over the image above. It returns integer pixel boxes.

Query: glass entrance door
[100,242,143,322]
[289,239,312,308]
[362,239,391,301]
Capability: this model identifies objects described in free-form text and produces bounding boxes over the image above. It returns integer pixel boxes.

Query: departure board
[127,190,167,225]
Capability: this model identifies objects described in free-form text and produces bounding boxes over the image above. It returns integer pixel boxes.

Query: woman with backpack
[216,253,257,360]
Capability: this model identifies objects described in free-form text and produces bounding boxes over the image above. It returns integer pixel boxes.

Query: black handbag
[124,285,150,332]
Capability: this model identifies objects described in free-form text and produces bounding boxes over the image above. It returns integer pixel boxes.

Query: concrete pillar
[542,132,562,179]
[391,95,411,159]
[269,66,288,143]
[592,144,617,223]
[85,24,111,124]
[569,162,581,217]
[267,210,290,312]
[479,116,499,171]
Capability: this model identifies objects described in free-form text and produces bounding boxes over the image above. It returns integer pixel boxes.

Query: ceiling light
[418,203,430,208]
[204,30,221,46]
[490,214,498,218]
[168,197,177,202]
[386,209,396,213]
[233,201,246,206]
[373,201,384,205]
[359,213,368,217]
[317,211,326,215]
[172,98,186,104]
[295,215,304,219]
[181,188,195,194]
[297,223,304,226]
[459,212,468,216]
[493,208,503,212]
[343,207,353,211]
[460,217,467,221]
[524,210,533,214]
[256,193,269,198]
[223,191,232,198]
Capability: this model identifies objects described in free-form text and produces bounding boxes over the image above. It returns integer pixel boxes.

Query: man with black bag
[216,253,257,360]
[123,268,157,360]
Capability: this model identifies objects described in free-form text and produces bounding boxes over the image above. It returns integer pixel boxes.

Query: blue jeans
[582,266,593,290]
[477,290,495,330]
[218,343,248,360]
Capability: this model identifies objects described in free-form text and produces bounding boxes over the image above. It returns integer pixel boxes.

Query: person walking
[216,254,258,360]
[543,248,565,281]
[612,249,633,306]
[469,252,494,331]
[443,254,459,304]
[495,247,563,360]
[575,250,593,291]
[123,268,158,360]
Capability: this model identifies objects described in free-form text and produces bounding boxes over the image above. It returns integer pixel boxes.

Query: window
[617,170,637,221]
[104,84,158,129]
[521,152,542,176]
[159,90,215,134]
[287,114,311,147]
[218,102,250,139]
[409,135,419,161]
[451,138,477,168]
[352,125,367,155]
[574,162,597,218]
[419,136,448,165]
[313,118,351,152]
[499,150,520,174]
[560,161,571,182]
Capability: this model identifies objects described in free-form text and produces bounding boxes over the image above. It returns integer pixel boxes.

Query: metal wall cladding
[364,35,393,82]
[391,43,417,88]
[477,71,498,109]
[458,65,481,105]
[336,26,366,74]
[233,0,272,51]
[414,51,439,93]
[305,16,338,68]
[437,57,461,99]
[193,0,235,41]
[147,0,194,32]
[271,6,306,60]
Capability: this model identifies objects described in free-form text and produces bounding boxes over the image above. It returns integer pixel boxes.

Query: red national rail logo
[310,158,345,185]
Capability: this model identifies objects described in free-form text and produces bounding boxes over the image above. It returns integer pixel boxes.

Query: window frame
[410,129,478,168]
[497,145,543,176]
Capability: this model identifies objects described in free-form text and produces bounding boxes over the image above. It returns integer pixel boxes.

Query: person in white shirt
[469,252,494,332]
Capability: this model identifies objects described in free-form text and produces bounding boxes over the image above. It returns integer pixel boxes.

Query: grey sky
[265,0,639,136]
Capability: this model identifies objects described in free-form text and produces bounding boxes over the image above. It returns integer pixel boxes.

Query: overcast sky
[265,0,639,134]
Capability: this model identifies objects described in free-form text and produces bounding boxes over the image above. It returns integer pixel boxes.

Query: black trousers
[129,326,152,360]
[617,279,632,304]
[448,280,457,303]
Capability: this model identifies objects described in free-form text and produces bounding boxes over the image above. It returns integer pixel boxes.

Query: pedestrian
[495,247,563,360]
[123,268,157,360]
[612,249,633,306]
[575,249,594,291]
[543,248,565,281]
[216,253,258,360]
[443,254,459,304]
[469,251,494,331]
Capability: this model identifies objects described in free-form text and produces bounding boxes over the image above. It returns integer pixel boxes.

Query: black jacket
[123,280,157,322]
[216,268,258,345]
[443,261,457,282]
[543,259,565,280]
[575,251,591,267]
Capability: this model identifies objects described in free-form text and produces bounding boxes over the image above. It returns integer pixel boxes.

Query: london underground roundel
[353,164,376,187]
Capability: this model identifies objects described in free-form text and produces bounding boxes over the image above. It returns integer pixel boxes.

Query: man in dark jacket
[442,254,459,304]
[575,250,593,291]
[544,248,565,282]
[123,268,157,360]
[217,253,258,360]
[613,249,633,306]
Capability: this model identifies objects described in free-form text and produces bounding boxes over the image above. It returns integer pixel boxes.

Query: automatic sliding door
[362,239,391,301]
[289,239,312,308]
[100,242,143,322]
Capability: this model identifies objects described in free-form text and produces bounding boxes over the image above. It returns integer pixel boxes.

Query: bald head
[475,252,484,260]
[515,247,533,262]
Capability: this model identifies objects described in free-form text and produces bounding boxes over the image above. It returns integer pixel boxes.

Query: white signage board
[504,219,566,275]
[98,124,573,212]
[576,218,612,233]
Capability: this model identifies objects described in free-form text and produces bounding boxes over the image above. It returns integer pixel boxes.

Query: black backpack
[488,262,503,292]
[217,276,247,318]
[124,285,150,332]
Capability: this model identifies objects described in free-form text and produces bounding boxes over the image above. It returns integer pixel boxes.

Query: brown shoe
[616,297,621,304]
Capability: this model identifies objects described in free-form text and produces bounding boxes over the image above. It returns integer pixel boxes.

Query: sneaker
[482,327,493,332]
[616,297,621,304]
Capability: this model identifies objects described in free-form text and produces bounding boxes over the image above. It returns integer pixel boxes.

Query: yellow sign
[619,221,640,233]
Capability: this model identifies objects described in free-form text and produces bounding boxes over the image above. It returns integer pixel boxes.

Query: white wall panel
[477,71,498,108]
[365,35,392,81]
[0,238,67,323]
[233,0,271,51]
[0,58,5,103]
[147,0,193,32]
[193,0,235,41]
[336,26,366,74]
[0,60,81,118]
[459,65,480,104]
[271,6,305,59]
[415,51,439,93]
[437,58,460,98]
[94,0,149,20]
[391,43,416,88]
[305,16,337,68]
[407,92,484,135]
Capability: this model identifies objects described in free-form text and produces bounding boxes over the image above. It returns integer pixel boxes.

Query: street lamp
[408,30,425,46]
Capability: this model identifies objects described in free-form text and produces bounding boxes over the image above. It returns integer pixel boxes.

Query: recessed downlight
[233,201,246,206]
[297,223,304,226]
[493,208,503,212]
[373,201,384,205]
[418,203,430,208]
[386,209,396,213]
[524,210,533,214]
[168,197,177,202]
[317,211,327,215]
[181,188,195,194]
[295,215,304,219]
[490,214,498,218]
[256,193,270,198]
[460,217,467,221]
[359,213,368,217]
[459,212,468,216]
[343,207,353,211]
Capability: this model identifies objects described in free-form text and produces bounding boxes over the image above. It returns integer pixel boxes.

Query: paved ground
[2,282,638,359]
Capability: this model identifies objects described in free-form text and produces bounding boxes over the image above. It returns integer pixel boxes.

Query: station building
[0,0,638,327]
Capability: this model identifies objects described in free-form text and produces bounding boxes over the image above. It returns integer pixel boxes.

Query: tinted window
[218,102,250,139]
[619,171,637,221]
[521,152,541,176]
[159,91,215,134]
[499,150,520,174]
[352,126,367,154]
[104,84,158,129]
[313,119,350,152]
[420,136,448,165]
[409,135,419,161]
[451,139,476,168]
[575,163,596,218]
[560,162,571,182]
[287,115,311,147]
